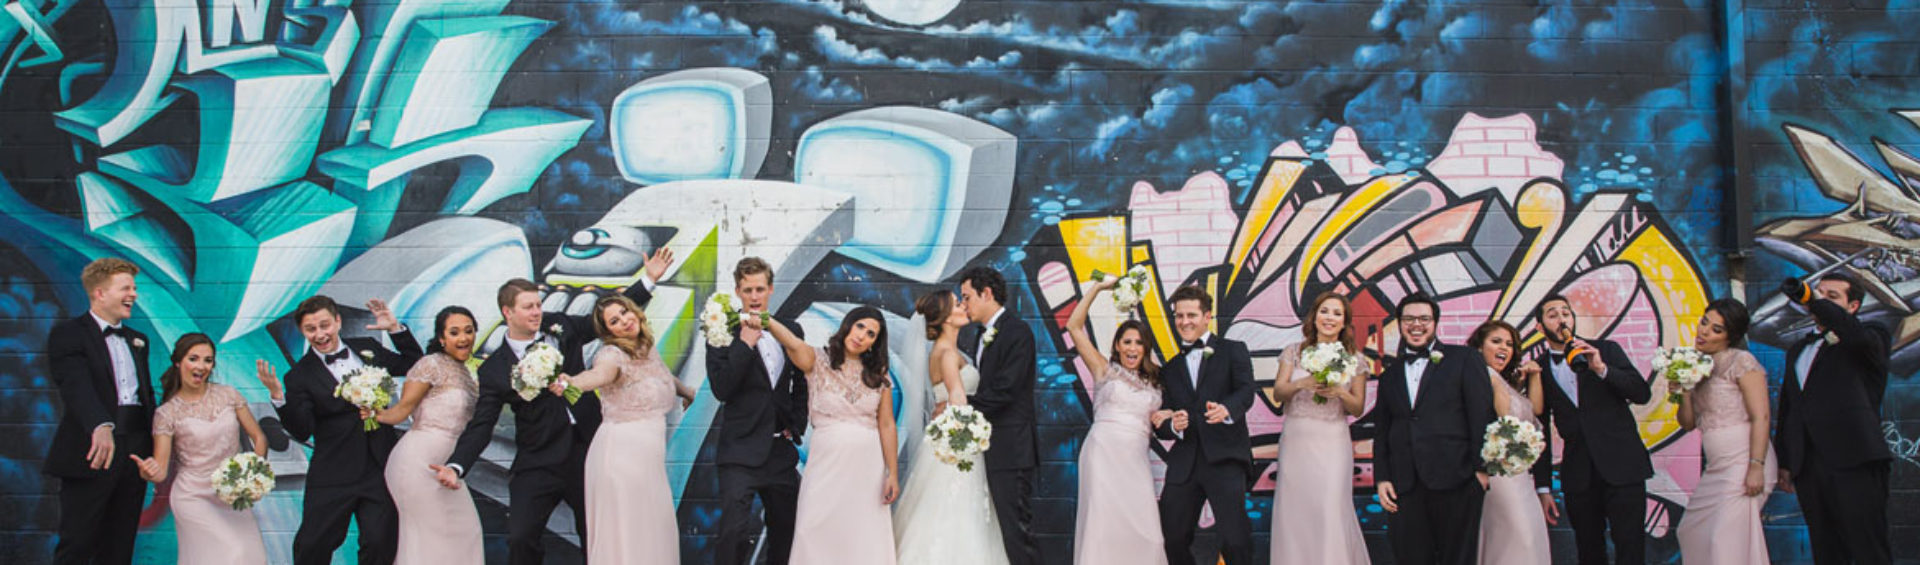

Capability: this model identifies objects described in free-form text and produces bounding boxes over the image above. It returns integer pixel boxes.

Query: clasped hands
[1151,402,1231,433]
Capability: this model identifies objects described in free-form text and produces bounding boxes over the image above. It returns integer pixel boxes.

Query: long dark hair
[1301,291,1358,354]
[161,333,217,403]
[1468,321,1524,393]
[828,306,891,389]
[425,306,477,356]
[1703,298,1751,349]
[1111,320,1162,388]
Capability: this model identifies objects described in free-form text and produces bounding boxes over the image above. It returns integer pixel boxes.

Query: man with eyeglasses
[1370,293,1496,565]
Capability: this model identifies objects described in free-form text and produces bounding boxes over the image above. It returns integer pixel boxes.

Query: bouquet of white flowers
[211,452,275,510]
[1088,266,1152,314]
[1299,342,1358,404]
[334,366,393,431]
[1481,415,1547,477]
[513,342,580,404]
[925,405,994,472]
[702,292,746,347]
[1653,346,1714,404]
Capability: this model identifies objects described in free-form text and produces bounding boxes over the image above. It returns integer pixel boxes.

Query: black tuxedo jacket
[1372,343,1496,491]
[1153,335,1255,485]
[1775,299,1892,473]
[43,314,156,478]
[448,285,651,475]
[1529,338,1651,491]
[279,332,423,488]
[706,318,808,467]
[965,312,1039,471]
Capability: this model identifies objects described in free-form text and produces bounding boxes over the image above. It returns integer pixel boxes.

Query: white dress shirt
[1795,339,1822,388]
[976,307,1006,361]
[90,312,140,407]
[1404,357,1429,408]
[1548,351,1579,408]
[757,331,787,388]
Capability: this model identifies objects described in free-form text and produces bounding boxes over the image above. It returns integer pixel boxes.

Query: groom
[959,266,1040,565]
[1154,284,1255,565]
[1372,293,1495,565]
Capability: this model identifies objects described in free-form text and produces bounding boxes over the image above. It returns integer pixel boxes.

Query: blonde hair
[592,295,655,358]
[81,258,138,293]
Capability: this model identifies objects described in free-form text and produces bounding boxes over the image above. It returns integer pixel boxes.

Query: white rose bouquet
[333,366,394,431]
[925,405,994,472]
[1481,415,1547,477]
[1652,346,1713,404]
[1300,342,1358,404]
[702,292,745,347]
[211,452,275,510]
[1088,265,1152,314]
[513,342,580,404]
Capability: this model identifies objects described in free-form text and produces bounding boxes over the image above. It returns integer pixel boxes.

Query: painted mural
[0,0,1914,562]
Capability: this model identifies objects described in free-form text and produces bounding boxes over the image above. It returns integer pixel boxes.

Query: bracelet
[1748,458,1764,466]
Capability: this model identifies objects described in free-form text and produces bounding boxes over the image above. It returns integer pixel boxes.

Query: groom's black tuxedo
[1154,334,1255,565]
[708,318,807,565]
[1776,298,1893,564]
[1531,337,1650,565]
[45,313,155,565]
[448,284,650,565]
[279,329,423,565]
[1372,342,1495,565]
[965,310,1039,565]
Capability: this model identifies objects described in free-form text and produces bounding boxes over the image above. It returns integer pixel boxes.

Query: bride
[894,290,1009,565]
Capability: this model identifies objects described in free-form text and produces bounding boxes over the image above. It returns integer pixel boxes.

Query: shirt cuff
[1536,487,1551,494]
[1172,429,1185,440]
[95,422,115,431]
[639,273,658,292]
[271,396,286,409]
[447,463,465,478]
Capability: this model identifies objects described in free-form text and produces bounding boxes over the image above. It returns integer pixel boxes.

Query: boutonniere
[1429,350,1444,364]
[982,327,998,348]
[358,350,375,361]
[130,337,145,349]
[548,323,565,337]
[1200,345,1215,359]
[1823,332,1840,346]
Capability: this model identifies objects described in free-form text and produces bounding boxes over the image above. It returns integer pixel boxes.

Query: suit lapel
[1410,352,1435,410]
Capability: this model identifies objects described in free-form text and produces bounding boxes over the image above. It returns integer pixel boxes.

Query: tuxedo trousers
[715,445,802,565]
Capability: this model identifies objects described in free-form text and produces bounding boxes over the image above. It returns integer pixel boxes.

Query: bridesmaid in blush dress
[1674,299,1775,564]
[1468,321,1551,565]
[566,295,695,564]
[1267,292,1370,565]
[1063,276,1168,565]
[763,306,901,565]
[371,307,484,564]
[130,333,270,564]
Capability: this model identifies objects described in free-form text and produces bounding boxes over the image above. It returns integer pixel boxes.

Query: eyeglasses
[1401,315,1435,325]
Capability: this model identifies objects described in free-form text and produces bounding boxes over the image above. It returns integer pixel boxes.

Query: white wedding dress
[893,362,1010,565]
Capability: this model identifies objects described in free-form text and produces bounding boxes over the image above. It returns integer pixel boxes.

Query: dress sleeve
[1731,350,1764,381]
[223,384,248,408]
[153,403,176,437]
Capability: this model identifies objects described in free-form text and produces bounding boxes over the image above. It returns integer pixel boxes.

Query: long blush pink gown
[153,383,268,563]
[386,353,483,564]
[1479,371,1551,565]
[580,346,681,564]
[1675,349,1775,564]
[1269,343,1369,565]
[790,347,896,565]
[1074,365,1168,565]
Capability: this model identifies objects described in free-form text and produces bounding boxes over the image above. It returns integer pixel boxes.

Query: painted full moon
[862,0,962,26]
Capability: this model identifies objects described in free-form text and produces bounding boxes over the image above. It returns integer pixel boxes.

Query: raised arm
[1585,340,1650,405]
[706,332,756,402]
[567,347,630,392]
[277,368,317,443]
[761,316,815,373]
[1806,299,1889,368]
[1066,279,1115,380]
[235,403,269,457]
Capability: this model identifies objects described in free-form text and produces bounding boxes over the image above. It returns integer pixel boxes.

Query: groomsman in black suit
[440,248,669,565]
[46,258,155,565]
[256,294,422,565]
[1774,273,1892,565]
[1154,285,1256,565]
[1526,293,1651,565]
[709,257,808,565]
[1372,293,1495,565]
[959,266,1040,565]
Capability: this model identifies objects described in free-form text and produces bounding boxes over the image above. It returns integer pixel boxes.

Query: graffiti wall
[0,0,1910,562]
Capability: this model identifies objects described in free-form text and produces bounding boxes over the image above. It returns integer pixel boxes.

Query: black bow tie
[1181,339,1205,355]
[1402,344,1432,362]
[102,325,126,339]
[322,349,352,364]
